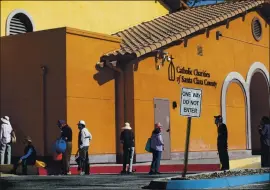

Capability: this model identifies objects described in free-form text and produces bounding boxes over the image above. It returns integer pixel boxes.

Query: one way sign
[180,87,202,118]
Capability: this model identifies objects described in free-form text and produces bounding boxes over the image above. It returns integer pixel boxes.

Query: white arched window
[6,9,35,36]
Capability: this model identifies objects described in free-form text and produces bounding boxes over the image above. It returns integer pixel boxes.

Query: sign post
[180,87,202,178]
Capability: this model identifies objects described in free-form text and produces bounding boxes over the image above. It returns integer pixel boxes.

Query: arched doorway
[226,82,247,150]
[250,72,270,154]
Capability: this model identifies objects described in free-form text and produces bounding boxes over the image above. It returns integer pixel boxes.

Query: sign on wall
[168,62,217,88]
[180,87,202,117]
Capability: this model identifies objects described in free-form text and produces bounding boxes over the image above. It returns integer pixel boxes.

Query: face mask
[215,118,220,125]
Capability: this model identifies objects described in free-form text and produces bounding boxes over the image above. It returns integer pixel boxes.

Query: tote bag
[145,138,152,152]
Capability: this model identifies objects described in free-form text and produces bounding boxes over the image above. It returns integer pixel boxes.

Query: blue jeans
[0,143,11,164]
[123,147,135,172]
[12,158,36,175]
[150,149,162,173]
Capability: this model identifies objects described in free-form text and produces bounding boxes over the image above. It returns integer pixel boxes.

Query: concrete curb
[166,173,270,189]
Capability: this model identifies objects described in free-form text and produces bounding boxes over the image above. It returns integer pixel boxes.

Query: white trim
[246,62,270,88]
[6,9,35,36]
[221,62,270,150]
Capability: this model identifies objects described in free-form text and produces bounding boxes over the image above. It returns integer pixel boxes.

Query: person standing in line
[0,116,15,165]
[258,116,270,167]
[214,115,230,171]
[120,122,135,175]
[149,123,164,175]
[57,120,72,175]
[11,136,36,175]
[75,120,92,175]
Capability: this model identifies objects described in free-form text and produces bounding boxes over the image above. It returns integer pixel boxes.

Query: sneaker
[148,171,155,175]
[121,170,127,175]
[80,171,85,175]
[155,172,161,174]
[67,171,72,175]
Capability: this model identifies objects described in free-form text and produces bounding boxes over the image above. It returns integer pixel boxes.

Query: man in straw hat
[120,122,135,174]
[11,136,37,175]
[0,116,14,164]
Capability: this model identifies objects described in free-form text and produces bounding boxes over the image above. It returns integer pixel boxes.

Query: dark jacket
[120,129,135,149]
[260,124,270,147]
[22,144,36,163]
[217,123,228,150]
[61,125,72,142]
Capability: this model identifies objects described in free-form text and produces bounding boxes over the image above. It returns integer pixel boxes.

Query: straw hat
[24,136,32,143]
[122,122,132,130]
[1,116,10,123]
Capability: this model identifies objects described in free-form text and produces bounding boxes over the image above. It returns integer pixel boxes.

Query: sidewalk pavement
[230,156,261,169]
[0,172,17,177]
[39,156,261,175]
[1,156,261,176]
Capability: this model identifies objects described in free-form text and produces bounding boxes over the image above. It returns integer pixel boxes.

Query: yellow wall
[66,28,121,155]
[226,83,246,150]
[0,1,168,36]
[133,11,269,154]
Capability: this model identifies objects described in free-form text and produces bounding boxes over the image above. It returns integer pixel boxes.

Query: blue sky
[194,0,225,7]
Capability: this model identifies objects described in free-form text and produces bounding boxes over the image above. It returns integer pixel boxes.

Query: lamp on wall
[96,61,105,68]
[172,101,177,109]
[216,31,222,40]
[110,61,117,67]
[155,50,172,70]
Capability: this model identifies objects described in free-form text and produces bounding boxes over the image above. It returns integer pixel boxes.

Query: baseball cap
[77,120,86,126]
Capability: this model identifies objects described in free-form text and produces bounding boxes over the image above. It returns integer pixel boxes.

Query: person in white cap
[0,116,15,164]
[75,120,92,175]
[120,122,135,174]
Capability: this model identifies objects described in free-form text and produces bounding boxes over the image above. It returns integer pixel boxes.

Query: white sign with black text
[180,87,202,117]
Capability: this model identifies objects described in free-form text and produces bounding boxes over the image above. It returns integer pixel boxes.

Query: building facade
[0,1,169,36]
[1,0,269,163]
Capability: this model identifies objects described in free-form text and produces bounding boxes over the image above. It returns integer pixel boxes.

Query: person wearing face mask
[57,120,72,175]
[75,120,92,175]
[214,115,230,171]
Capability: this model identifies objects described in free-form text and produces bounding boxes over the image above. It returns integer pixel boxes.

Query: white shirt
[80,128,92,149]
[0,121,13,144]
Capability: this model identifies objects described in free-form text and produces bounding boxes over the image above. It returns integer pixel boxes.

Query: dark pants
[79,146,89,173]
[150,149,162,173]
[218,149,230,170]
[261,143,270,167]
[62,142,72,174]
[122,147,135,172]
[12,159,35,175]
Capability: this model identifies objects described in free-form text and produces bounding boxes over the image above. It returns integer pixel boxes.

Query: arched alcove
[249,72,270,154]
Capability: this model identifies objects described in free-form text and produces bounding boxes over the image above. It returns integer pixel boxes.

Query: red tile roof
[102,0,266,60]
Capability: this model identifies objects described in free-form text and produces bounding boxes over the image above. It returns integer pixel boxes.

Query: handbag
[11,131,16,144]
[54,138,67,153]
[145,138,152,152]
